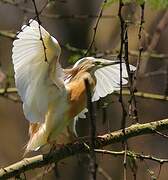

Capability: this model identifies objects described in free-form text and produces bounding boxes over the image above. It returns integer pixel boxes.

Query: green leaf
[136,0,145,5]
[68,54,83,64]
[147,0,168,9]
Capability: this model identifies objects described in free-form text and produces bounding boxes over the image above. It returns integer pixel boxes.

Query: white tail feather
[25,123,48,153]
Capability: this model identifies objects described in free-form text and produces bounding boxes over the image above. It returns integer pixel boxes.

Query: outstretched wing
[71,57,135,135]
[72,57,135,101]
[92,59,135,101]
[12,19,63,123]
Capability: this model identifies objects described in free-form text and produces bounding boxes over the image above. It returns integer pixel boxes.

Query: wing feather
[12,19,62,123]
[92,59,135,101]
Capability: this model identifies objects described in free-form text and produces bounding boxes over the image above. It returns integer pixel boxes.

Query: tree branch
[0,87,17,94]
[95,149,168,164]
[113,90,168,101]
[0,30,15,39]
[1,88,168,102]
[1,118,168,179]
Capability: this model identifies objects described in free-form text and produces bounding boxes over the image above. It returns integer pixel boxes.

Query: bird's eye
[95,61,101,65]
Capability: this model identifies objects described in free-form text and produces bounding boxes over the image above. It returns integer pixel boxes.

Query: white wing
[92,59,135,101]
[12,19,63,123]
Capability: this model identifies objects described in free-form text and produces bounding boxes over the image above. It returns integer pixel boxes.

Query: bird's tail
[24,123,48,156]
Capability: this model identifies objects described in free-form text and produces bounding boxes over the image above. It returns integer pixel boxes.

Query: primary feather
[12,19,62,123]
[92,62,133,101]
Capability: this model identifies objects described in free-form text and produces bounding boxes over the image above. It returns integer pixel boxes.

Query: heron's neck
[65,66,92,80]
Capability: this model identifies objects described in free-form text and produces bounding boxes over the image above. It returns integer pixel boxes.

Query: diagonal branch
[1,118,168,179]
[0,30,15,39]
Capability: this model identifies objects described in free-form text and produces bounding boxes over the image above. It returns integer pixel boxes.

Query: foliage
[69,53,84,64]
[105,0,168,9]
[65,44,87,64]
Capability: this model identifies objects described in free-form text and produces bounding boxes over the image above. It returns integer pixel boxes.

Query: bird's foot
[49,141,65,153]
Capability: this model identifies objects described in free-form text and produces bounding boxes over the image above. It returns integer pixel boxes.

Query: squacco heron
[12,19,134,153]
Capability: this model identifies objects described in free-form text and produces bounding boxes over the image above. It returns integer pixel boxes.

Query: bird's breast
[66,74,96,119]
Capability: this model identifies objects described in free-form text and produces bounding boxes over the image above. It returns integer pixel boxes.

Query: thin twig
[85,79,97,180]
[123,145,127,180]
[136,2,145,73]
[124,25,138,123]
[95,149,168,164]
[157,163,162,180]
[128,3,145,125]
[154,130,168,139]
[118,0,127,129]
[31,0,47,62]
[15,1,48,39]
[0,0,117,20]
[129,3,145,123]
[118,1,128,179]
[98,166,112,180]
[85,0,107,56]
[0,0,48,20]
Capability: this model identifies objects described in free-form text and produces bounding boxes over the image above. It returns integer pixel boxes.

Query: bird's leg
[49,141,58,152]
[41,141,58,177]
[42,138,67,178]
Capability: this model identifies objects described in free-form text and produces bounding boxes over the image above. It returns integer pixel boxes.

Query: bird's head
[64,57,121,83]
[73,57,120,73]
